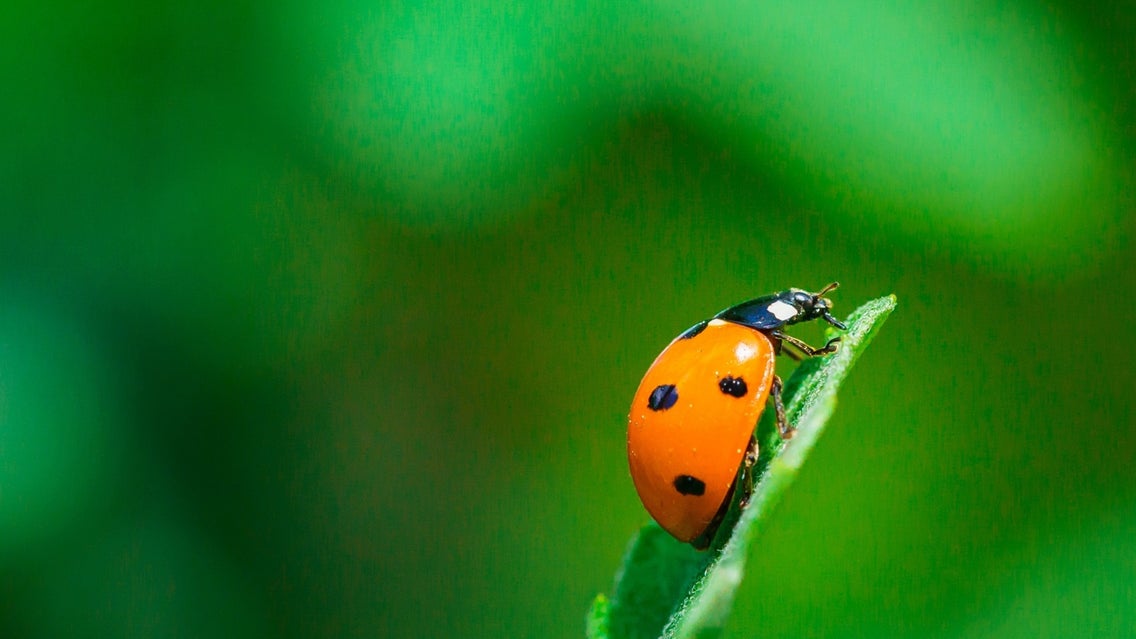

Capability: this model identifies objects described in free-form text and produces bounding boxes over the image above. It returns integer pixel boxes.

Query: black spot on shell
[718,376,747,398]
[679,320,709,339]
[673,475,706,496]
[647,384,678,411]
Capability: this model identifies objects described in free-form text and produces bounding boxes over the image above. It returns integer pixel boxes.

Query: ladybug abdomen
[627,320,776,542]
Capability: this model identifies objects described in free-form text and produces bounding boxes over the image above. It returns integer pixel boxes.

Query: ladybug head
[713,282,849,332]
[785,282,847,330]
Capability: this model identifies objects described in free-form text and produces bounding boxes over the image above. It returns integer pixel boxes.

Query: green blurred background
[1,1,1134,637]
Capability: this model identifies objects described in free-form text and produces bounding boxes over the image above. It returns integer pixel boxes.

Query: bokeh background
[2,1,1134,638]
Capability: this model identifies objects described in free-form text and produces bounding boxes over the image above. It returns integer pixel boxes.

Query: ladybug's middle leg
[738,435,759,508]
[771,375,793,440]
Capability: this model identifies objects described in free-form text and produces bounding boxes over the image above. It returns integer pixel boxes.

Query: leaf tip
[586,593,610,639]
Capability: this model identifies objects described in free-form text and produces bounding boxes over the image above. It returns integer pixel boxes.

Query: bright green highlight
[317,0,1109,263]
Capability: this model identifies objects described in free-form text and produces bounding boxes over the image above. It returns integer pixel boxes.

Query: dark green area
[1,2,1134,638]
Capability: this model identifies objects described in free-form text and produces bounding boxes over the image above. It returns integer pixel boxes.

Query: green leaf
[587,594,611,639]
[591,295,897,639]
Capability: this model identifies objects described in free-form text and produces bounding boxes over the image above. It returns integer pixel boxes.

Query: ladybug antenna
[815,281,839,297]
[814,282,846,330]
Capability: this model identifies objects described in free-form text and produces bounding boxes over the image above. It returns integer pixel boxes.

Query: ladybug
[627,283,847,549]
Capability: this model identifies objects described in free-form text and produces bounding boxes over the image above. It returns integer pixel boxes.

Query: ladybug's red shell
[627,319,776,543]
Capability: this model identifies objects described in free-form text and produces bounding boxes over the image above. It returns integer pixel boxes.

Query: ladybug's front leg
[772,331,841,358]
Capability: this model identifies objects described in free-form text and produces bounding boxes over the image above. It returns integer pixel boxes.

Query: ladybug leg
[738,435,759,508]
[771,375,793,440]
[779,344,802,362]
[772,331,841,358]
[743,434,758,469]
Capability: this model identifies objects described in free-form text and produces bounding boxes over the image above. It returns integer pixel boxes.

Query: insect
[627,283,847,549]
